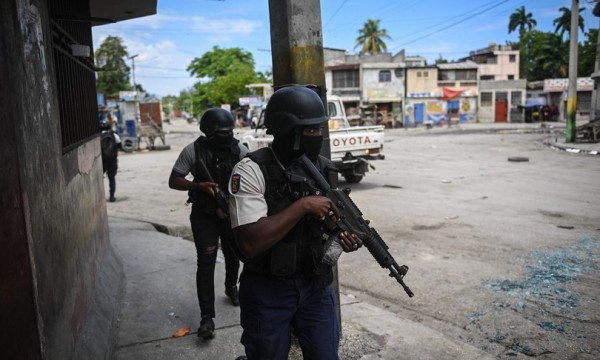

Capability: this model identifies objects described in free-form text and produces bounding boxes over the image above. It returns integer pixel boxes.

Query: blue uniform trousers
[239,269,340,360]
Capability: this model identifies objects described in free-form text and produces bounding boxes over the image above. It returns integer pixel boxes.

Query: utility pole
[267,0,342,330]
[590,2,600,121]
[566,0,579,142]
[268,0,328,153]
[128,54,139,91]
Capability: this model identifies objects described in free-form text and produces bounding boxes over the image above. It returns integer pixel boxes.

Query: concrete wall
[479,80,527,123]
[407,68,438,94]
[362,65,404,103]
[1,0,120,358]
[477,49,519,80]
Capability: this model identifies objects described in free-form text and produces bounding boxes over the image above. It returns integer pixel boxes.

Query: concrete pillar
[267,0,341,329]
[566,0,579,142]
[590,7,600,121]
[267,0,330,156]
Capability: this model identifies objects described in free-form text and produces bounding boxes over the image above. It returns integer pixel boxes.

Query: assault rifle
[189,158,230,219]
[297,155,414,297]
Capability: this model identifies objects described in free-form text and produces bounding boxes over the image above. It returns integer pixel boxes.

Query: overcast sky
[91,0,598,98]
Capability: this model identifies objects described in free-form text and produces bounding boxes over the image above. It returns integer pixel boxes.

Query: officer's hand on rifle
[339,231,362,252]
[196,181,218,198]
[300,196,363,252]
[300,196,339,220]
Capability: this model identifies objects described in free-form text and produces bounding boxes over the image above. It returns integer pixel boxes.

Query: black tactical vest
[244,148,338,288]
[188,136,242,214]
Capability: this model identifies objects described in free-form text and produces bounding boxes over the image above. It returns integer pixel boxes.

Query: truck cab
[240,95,385,183]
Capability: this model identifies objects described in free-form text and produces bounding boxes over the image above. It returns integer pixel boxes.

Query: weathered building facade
[324,48,407,120]
[478,80,527,123]
[0,0,156,358]
[462,43,520,81]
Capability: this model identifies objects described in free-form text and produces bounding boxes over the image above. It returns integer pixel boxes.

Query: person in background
[168,108,246,339]
[100,119,121,202]
[228,86,363,359]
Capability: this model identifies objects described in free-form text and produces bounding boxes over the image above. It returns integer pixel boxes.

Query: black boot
[197,316,215,339]
[225,285,240,306]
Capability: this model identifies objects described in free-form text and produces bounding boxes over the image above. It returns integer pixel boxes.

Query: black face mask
[272,130,323,165]
[207,133,234,149]
[299,134,323,162]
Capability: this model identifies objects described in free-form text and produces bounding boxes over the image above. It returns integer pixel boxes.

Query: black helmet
[199,108,235,136]
[99,120,110,131]
[264,86,328,134]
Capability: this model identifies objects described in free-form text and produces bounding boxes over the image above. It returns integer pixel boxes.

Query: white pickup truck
[239,95,385,183]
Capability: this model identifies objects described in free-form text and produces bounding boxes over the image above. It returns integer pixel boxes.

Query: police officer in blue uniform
[228,86,363,359]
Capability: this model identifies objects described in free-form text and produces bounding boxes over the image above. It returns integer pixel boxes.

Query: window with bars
[456,70,477,80]
[511,91,522,106]
[332,69,359,89]
[49,0,99,154]
[379,70,391,82]
[481,92,493,107]
[578,92,591,112]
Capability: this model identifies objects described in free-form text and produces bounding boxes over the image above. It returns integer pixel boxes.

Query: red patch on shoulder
[231,174,241,194]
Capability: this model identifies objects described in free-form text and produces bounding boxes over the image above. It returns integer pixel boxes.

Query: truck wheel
[343,174,363,183]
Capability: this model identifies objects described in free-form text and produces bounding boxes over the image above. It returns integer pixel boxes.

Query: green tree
[521,30,569,81]
[508,6,537,80]
[508,6,537,41]
[553,6,586,39]
[133,83,146,93]
[187,46,260,109]
[579,28,598,76]
[256,70,273,83]
[160,95,177,118]
[434,54,449,64]
[94,36,131,96]
[538,33,569,78]
[354,19,391,55]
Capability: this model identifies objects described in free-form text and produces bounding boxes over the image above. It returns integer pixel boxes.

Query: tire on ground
[121,137,137,152]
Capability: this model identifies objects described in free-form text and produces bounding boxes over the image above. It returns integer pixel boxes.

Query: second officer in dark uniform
[169,108,247,339]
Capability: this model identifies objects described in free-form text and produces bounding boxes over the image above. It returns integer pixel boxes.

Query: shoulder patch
[231,173,241,194]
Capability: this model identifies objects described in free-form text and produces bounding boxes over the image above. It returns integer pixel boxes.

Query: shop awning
[442,87,465,101]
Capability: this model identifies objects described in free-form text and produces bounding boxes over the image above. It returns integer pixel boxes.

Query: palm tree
[508,6,537,81]
[538,33,569,78]
[553,6,586,39]
[508,6,537,42]
[354,19,391,55]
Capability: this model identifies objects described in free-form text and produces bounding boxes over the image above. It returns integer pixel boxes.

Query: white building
[324,48,409,121]
[462,43,520,81]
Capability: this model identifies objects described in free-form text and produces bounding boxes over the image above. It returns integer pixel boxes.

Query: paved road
[108,120,600,359]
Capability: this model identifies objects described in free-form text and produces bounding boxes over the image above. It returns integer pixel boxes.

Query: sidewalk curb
[543,138,600,156]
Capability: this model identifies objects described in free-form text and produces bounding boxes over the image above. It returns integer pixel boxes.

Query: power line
[137,75,193,79]
[137,65,188,71]
[324,0,349,29]
[394,0,511,48]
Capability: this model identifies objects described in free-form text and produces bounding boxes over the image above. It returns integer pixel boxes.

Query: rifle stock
[298,155,414,297]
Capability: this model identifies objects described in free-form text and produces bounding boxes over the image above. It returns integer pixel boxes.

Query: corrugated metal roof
[436,60,478,70]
